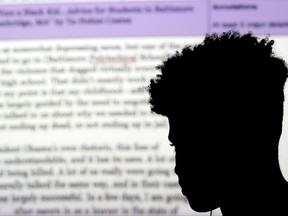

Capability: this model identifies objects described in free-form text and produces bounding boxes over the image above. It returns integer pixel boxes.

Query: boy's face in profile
[148,32,288,215]
[167,108,227,212]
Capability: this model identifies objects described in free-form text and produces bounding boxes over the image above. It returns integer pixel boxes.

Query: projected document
[0,1,288,216]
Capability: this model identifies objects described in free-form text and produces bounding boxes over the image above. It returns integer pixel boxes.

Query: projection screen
[0,1,288,216]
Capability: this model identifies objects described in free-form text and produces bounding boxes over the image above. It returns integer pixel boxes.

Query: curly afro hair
[148,31,288,118]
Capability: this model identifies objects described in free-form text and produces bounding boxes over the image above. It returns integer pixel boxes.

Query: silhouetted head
[148,31,288,213]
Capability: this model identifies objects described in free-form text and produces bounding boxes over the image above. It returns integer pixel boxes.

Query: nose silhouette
[174,165,178,175]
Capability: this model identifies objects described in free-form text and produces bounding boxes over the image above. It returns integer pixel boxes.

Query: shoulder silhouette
[148,31,288,215]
